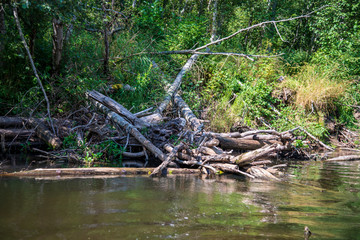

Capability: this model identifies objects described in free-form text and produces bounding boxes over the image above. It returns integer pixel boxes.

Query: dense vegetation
[1,0,359,141]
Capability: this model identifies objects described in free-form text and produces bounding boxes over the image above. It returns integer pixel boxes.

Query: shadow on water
[1,160,360,239]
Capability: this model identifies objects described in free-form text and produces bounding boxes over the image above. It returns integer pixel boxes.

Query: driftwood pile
[2,53,359,179]
[0,88,306,179]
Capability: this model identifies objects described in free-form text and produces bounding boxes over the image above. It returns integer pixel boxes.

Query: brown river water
[1,160,360,239]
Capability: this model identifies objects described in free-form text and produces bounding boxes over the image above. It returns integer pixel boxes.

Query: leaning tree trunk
[52,18,64,76]
[156,54,199,115]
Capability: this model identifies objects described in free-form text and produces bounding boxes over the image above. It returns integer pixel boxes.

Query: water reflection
[1,161,360,239]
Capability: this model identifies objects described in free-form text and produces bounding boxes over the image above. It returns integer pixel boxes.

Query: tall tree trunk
[210,0,218,42]
[52,18,64,76]
[132,0,137,8]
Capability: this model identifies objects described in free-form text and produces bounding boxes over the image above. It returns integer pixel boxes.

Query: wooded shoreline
[1,2,359,179]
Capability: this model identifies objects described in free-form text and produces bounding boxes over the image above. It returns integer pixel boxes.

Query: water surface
[1,161,360,239]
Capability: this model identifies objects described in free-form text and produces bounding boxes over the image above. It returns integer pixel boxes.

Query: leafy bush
[134,0,165,37]
[163,16,208,50]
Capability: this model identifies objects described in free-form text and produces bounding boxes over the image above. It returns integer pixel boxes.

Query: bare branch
[141,50,284,61]
[13,7,55,134]
[194,5,329,52]
[273,22,288,42]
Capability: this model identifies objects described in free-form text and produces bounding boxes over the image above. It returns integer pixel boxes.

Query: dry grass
[280,64,348,111]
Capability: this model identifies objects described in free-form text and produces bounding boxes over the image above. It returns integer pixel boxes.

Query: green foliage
[293,139,309,149]
[134,0,164,37]
[63,133,78,149]
[163,15,208,50]
[94,140,124,167]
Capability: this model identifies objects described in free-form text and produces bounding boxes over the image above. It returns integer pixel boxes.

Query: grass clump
[280,64,348,112]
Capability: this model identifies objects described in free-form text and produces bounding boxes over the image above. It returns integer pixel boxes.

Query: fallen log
[0,129,34,138]
[0,117,24,127]
[190,146,218,156]
[164,144,197,161]
[201,154,232,163]
[232,144,288,166]
[0,167,201,178]
[248,166,279,180]
[139,113,164,125]
[325,155,360,162]
[28,118,62,149]
[156,54,199,115]
[217,136,279,150]
[86,90,149,128]
[173,94,203,131]
[174,159,218,174]
[86,97,166,161]
[250,160,272,166]
[241,134,281,141]
[211,163,254,178]
[122,151,146,158]
[150,143,185,177]
[206,130,282,138]
[164,144,231,163]
[203,138,220,147]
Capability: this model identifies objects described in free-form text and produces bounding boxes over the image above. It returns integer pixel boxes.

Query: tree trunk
[0,117,24,128]
[86,90,150,128]
[156,54,199,115]
[132,0,137,8]
[86,95,166,162]
[150,143,185,177]
[27,118,62,149]
[232,144,287,166]
[217,136,279,150]
[1,167,201,178]
[52,18,64,76]
[0,129,34,139]
[173,94,203,131]
[210,0,218,42]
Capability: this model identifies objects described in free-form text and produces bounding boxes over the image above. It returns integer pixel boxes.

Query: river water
[1,161,360,239]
